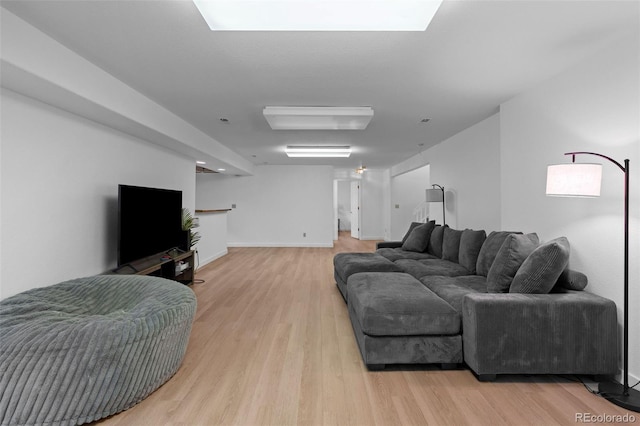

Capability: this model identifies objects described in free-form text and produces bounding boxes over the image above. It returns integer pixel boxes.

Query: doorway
[350,180,360,239]
[336,180,351,234]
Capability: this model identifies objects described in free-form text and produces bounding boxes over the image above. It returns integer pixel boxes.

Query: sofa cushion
[486,233,539,293]
[333,253,402,283]
[395,258,471,280]
[427,225,447,258]
[401,222,423,244]
[376,248,438,262]
[402,221,436,252]
[554,268,588,291]
[442,228,463,262]
[510,237,570,294]
[420,275,487,313]
[475,231,523,277]
[348,272,460,336]
[458,229,486,274]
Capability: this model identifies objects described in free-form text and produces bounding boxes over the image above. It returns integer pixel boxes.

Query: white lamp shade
[546,163,602,197]
[425,188,443,202]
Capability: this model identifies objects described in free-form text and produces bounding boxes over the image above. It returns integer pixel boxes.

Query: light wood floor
[98,233,636,425]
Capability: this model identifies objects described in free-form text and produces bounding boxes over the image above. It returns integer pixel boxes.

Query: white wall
[391,113,502,232]
[500,28,640,382]
[390,164,430,240]
[359,169,387,240]
[196,165,334,247]
[194,212,228,268]
[426,113,501,230]
[1,89,195,299]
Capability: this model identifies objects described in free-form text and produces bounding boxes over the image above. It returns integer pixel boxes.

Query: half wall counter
[194,209,231,268]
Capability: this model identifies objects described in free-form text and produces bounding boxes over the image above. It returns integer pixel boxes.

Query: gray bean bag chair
[0,275,197,426]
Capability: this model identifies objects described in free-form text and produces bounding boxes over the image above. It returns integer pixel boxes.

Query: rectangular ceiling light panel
[193,0,443,31]
[264,106,373,130]
[285,146,352,157]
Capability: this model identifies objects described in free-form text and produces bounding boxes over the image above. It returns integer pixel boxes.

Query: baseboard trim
[197,249,228,269]
[227,242,334,248]
[615,370,640,387]
[359,236,385,241]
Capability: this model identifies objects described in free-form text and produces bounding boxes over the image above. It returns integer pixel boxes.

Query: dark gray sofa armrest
[376,241,403,249]
[462,290,618,377]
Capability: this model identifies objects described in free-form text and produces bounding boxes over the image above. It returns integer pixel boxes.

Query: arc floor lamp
[546,151,638,412]
[426,184,446,225]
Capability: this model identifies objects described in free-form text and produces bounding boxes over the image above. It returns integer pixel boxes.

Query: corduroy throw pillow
[510,237,570,294]
[402,221,436,252]
[487,233,539,293]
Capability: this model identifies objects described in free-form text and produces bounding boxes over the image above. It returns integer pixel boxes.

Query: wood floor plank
[96,233,638,426]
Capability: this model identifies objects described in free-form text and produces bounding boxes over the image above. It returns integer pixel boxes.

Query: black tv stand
[113,263,139,274]
[108,250,195,285]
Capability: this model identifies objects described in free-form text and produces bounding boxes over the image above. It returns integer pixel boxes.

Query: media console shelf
[109,249,195,285]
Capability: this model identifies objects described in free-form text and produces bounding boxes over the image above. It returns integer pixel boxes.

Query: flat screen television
[118,184,183,266]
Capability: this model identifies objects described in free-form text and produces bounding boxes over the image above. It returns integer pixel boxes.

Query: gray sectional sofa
[333,221,618,380]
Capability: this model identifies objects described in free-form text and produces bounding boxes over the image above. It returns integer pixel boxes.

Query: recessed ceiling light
[264,106,373,130]
[285,146,352,158]
[217,168,226,171]
[193,0,443,31]
[219,118,230,123]
[196,161,206,165]
[420,118,431,123]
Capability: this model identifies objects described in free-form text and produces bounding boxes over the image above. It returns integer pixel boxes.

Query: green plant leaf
[182,208,194,231]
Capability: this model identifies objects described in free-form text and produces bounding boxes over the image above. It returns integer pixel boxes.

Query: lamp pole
[432,184,446,226]
[564,152,637,411]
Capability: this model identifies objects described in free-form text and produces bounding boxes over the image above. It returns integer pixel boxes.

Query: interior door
[350,181,360,239]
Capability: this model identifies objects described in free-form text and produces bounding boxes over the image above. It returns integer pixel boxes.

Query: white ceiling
[2,0,638,171]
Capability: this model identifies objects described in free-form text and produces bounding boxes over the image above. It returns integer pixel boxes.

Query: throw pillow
[486,233,539,293]
[475,231,523,277]
[401,222,423,244]
[401,221,436,252]
[458,229,487,274]
[427,225,447,258]
[554,268,588,291]
[510,237,570,294]
[442,228,463,262]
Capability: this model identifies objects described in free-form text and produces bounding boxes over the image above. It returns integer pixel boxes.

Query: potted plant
[181,208,201,250]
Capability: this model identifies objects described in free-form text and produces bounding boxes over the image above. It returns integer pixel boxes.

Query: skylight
[193,0,443,31]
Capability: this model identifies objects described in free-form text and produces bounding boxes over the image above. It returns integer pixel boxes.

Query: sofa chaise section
[333,252,402,302]
[347,272,462,369]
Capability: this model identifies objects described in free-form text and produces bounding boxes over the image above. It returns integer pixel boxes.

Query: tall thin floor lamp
[546,151,638,412]
[426,184,446,225]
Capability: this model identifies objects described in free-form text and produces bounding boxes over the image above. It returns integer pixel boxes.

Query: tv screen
[118,185,183,266]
